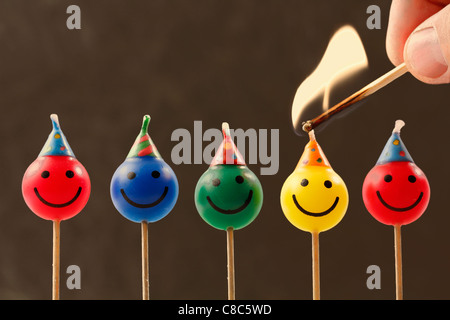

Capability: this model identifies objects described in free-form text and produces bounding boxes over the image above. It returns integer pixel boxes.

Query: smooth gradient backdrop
[0,0,448,300]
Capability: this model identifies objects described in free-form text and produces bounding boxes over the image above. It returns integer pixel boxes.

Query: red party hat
[210,122,246,166]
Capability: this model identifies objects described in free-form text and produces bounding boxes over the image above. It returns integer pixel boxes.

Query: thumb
[404,4,450,84]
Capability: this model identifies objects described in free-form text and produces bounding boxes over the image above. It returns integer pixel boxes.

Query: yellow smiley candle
[280,130,349,300]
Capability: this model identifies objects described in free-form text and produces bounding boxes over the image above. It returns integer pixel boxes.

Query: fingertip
[403,4,450,85]
[386,32,405,67]
[385,0,445,70]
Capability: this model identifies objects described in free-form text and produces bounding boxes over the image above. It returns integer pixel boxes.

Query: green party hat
[126,115,162,159]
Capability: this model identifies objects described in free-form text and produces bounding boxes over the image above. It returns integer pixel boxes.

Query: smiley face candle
[195,123,263,300]
[22,114,91,300]
[110,115,178,299]
[362,120,430,300]
[280,130,348,300]
[22,114,91,221]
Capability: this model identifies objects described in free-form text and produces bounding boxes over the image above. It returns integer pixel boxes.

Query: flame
[292,25,368,131]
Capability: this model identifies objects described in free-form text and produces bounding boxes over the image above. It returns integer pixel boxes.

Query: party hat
[296,130,331,169]
[126,115,162,159]
[376,120,413,165]
[210,122,246,166]
[39,114,75,157]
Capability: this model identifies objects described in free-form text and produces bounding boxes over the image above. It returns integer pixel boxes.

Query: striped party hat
[126,115,162,159]
[210,122,246,166]
[39,114,75,157]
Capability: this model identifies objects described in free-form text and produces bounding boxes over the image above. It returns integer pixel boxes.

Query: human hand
[386,0,450,84]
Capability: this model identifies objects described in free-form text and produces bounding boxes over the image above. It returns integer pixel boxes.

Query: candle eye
[212,178,221,187]
[300,179,309,187]
[41,171,50,179]
[66,170,74,178]
[384,175,393,183]
[324,180,332,188]
[127,172,136,180]
[235,175,244,184]
[151,170,160,178]
[408,175,416,183]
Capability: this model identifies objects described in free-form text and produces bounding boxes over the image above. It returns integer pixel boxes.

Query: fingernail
[406,27,448,79]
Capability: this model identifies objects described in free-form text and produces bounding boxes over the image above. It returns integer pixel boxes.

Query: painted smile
[207,190,253,215]
[121,187,169,209]
[292,194,339,217]
[34,187,82,208]
[376,191,423,212]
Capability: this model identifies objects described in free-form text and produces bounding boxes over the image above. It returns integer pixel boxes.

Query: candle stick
[311,231,320,300]
[52,220,60,300]
[226,227,235,300]
[394,224,403,300]
[362,120,430,300]
[141,221,149,300]
[22,114,91,300]
[280,130,349,300]
[110,115,179,300]
[195,122,263,300]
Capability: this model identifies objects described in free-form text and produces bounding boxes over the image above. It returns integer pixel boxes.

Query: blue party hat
[376,120,413,165]
[38,114,75,157]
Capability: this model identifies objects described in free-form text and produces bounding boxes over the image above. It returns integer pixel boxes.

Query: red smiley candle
[22,114,91,299]
[362,120,430,300]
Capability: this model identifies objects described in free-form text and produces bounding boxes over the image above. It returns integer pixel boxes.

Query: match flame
[291,25,368,134]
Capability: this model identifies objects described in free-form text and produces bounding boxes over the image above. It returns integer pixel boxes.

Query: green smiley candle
[195,122,263,299]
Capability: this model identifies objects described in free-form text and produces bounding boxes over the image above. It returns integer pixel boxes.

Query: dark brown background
[0,0,448,300]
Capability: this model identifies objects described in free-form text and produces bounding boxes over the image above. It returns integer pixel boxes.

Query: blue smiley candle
[110,115,179,299]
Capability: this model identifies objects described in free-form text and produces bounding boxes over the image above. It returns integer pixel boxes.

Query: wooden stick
[141,221,149,300]
[302,62,408,133]
[52,220,60,300]
[227,227,235,300]
[312,231,320,300]
[394,224,403,300]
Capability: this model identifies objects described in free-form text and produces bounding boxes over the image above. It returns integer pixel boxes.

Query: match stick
[227,227,235,300]
[394,225,403,300]
[142,221,149,300]
[52,220,60,300]
[302,62,408,133]
[312,231,320,300]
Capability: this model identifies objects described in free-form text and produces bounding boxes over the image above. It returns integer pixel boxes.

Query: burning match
[302,62,409,133]
[291,25,410,135]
